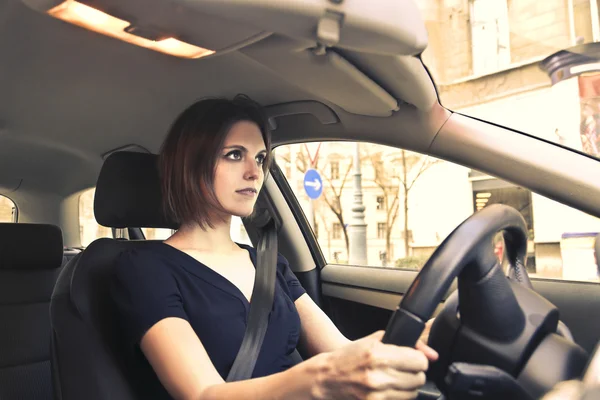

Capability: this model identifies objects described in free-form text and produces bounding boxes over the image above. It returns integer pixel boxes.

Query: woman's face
[213,120,267,218]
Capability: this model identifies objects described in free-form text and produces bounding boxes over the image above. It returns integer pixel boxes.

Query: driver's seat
[50,151,178,400]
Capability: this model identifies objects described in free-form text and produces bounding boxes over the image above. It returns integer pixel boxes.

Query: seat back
[51,152,178,400]
[51,239,157,400]
[0,223,64,400]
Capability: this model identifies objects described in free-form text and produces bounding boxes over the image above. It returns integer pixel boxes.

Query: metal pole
[348,142,368,265]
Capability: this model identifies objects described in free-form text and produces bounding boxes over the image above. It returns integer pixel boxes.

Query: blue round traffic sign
[303,169,323,199]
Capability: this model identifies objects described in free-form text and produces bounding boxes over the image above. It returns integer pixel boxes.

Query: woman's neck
[165,218,239,254]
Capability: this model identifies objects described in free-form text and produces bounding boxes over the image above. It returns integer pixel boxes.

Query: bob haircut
[158,95,272,229]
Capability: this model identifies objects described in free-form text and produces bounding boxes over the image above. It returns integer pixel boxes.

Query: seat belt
[226,217,278,381]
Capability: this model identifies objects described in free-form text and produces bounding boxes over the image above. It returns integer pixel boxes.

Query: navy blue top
[110,242,306,399]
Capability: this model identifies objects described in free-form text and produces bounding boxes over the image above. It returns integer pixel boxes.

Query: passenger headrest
[94,151,178,229]
[0,223,63,270]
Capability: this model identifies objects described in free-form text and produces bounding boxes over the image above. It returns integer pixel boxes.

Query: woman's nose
[244,159,260,180]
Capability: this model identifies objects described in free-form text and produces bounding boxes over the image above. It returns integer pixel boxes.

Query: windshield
[418,0,600,160]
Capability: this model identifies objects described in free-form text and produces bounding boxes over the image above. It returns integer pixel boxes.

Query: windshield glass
[418,0,600,160]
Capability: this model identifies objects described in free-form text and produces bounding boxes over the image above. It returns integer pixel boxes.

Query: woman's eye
[256,154,266,165]
[225,150,242,160]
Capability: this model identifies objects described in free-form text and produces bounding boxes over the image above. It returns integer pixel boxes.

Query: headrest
[0,223,63,270]
[94,151,178,229]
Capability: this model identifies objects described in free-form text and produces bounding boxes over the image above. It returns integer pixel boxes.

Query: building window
[332,222,342,239]
[330,161,340,180]
[470,0,510,75]
[333,251,342,262]
[376,196,385,210]
[374,160,384,180]
[377,222,386,239]
[401,229,414,242]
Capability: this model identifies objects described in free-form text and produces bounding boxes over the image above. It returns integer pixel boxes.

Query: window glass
[274,142,600,282]
[141,228,174,240]
[470,0,510,75]
[143,219,252,244]
[332,223,342,240]
[376,196,384,210]
[0,195,17,222]
[231,216,252,246]
[330,161,340,180]
[79,190,251,246]
[377,223,386,239]
[79,188,112,247]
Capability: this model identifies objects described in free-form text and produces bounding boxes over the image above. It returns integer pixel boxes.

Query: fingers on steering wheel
[415,341,439,362]
[372,345,429,372]
[364,369,426,391]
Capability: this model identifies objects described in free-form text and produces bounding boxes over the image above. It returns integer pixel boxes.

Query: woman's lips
[236,189,257,197]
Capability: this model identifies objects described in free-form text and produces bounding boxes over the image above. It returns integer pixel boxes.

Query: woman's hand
[418,319,434,345]
[307,330,432,400]
[416,319,438,362]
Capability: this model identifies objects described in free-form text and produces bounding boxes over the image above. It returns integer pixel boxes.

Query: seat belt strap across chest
[226,218,278,382]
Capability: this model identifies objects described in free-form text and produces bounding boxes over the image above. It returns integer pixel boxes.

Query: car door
[272,141,600,355]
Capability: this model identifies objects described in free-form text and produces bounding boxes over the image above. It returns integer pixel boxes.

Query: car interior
[3,0,600,399]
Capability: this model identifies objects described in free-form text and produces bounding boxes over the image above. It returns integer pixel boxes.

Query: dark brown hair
[158,95,272,229]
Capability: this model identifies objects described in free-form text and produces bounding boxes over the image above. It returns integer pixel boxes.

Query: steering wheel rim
[382,203,528,347]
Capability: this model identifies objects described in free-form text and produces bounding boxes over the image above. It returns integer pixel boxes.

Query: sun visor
[242,36,398,117]
[341,52,439,111]
[266,101,339,131]
[181,0,428,56]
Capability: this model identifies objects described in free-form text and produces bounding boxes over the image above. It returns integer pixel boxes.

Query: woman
[111,95,438,400]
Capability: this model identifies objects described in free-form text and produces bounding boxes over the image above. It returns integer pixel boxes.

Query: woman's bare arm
[141,317,315,400]
[295,294,438,361]
[294,293,351,357]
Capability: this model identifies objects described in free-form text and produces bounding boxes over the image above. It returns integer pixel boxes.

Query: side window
[79,188,112,247]
[231,216,252,246]
[0,195,17,222]
[274,142,600,283]
[78,189,251,246]
[143,217,252,246]
[142,228,174,240]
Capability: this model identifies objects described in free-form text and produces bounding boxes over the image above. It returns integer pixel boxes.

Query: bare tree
[368,149,439,261]
[319,159,353,255]
[278,146,353,255]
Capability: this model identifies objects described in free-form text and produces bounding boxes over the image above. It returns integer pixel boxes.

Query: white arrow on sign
[305,179,322,191]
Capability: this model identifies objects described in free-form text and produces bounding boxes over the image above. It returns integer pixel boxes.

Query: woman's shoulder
[113,243,176,280]
[116,242,169,263]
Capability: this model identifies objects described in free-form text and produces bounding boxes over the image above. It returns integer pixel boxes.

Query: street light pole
[348,142,368,265]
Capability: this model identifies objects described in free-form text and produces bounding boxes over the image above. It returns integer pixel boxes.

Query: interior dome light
[47,1,214,59]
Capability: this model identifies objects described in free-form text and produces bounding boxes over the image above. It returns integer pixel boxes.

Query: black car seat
[50,151,178,400]
[0,223,64,400]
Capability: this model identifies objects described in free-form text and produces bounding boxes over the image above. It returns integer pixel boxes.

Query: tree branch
[407,158,439,192]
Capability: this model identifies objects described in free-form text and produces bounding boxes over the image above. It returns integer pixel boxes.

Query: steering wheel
[382,204,588,399]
